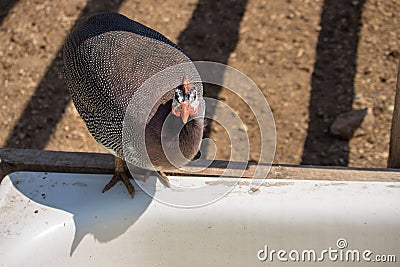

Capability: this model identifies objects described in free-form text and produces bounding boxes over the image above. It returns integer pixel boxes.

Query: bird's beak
[181,102,190,124]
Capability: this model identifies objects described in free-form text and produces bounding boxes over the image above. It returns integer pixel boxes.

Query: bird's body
[63,12,204,197]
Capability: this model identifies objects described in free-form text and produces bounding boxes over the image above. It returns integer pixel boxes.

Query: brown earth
[0,0,399,168]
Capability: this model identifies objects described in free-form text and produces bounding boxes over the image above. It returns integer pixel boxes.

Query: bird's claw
[157,171,171,188]
[102,157,135,198]
[102,171,135,198]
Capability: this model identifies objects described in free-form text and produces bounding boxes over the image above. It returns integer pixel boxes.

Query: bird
[63,12,205,198]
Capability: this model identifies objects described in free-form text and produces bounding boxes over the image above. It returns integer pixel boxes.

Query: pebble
[330,108,374,139]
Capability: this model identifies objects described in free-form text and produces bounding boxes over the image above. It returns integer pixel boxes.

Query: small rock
[354,108,374,137]
[330,108,374,139]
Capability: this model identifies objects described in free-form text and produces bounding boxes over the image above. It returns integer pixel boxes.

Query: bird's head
[171,76,200,124]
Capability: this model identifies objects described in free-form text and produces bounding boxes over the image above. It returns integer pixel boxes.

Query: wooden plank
[1,148,400,182]
[0,149,114,178]
[388,60,400,168]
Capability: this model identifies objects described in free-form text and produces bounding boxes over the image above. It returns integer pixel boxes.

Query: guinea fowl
[63,12,205,198]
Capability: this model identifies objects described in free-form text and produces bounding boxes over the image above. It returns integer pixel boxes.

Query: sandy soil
[0,0,399,168]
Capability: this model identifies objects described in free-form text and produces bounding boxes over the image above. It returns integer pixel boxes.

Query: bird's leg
[157,171,171,188]
[102,157,135,198]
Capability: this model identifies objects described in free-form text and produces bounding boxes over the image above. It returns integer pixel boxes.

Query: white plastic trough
[0,172,399,266]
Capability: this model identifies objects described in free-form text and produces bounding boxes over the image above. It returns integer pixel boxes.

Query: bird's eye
[188,89,197,102]
[174,88,184,103]
[188,89,199,109]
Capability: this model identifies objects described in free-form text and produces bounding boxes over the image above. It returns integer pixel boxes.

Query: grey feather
[63,12,204,169]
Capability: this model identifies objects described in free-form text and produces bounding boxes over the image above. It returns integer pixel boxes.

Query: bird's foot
[102,157,135,198]
[157,171,171,188]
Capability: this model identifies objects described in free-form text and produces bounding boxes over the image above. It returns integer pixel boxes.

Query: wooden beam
[0,149,114,178]
[1,148,400,182]
[388,60,400,168]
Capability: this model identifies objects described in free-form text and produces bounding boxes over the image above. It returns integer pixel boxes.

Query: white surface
[0,172,399,266]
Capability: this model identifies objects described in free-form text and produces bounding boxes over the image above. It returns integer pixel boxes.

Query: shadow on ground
[4,0,124,149]
[302,0,365,166]
[177,0,248,156]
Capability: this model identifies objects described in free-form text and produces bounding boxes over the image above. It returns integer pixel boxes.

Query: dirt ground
[0,0,399,168]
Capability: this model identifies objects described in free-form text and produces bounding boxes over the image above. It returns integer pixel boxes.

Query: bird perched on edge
[63,12,205,198]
